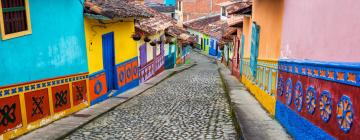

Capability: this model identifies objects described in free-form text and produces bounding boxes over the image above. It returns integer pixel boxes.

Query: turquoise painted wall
[165,0,176,6]
[0,0,88,87]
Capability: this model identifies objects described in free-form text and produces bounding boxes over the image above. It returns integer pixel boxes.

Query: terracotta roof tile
[84,0,153,19]
[184,15,230,41]
[131,1,176,34]
[227,2,252,15]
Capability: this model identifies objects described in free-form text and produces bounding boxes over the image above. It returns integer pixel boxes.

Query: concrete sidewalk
[17,63,195,140]
[218,63,291,140]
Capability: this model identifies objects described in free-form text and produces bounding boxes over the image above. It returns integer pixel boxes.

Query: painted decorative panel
[116,57,140,93]
[89,71,108,105]
[0,95,22,135]
[72,80,88,106]
[276,60,360,139]
[24,89,50,123]
[51,84,71,113]
[0,73,89,139]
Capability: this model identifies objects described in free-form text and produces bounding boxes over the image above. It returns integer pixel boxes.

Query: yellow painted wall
[84,18,137,73]
[240,0,284,116]
[252,0,284,60]
[243,16,252,58]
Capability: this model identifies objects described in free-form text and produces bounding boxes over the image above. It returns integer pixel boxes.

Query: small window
[178,1,182,11]
[221,7,226,16]
[0,0,31,40]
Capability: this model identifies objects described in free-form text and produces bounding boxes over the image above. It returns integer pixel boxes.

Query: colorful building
[223,0,360,139]
[174,0,228,24]
[0,0,89,139]
[184,15,224,59]
[83,0,152,105]
[276,0,360,139]
[133,1,174,83]
[231,0,281,116]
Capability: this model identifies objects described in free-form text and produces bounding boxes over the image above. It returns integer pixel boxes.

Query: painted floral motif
[320,90,332,123]
[305,86,316,114]
[277,77,284,96]
[285,78,292,105]
[336,95,354,133]
[294,81,303,112]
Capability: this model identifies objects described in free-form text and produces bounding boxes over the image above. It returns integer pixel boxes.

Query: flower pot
[144,37,151,42]
[150,41,156,46]
[132,34,141,41]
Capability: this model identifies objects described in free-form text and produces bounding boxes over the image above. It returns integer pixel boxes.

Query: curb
[18,63,196,140]
[217,66,245,140]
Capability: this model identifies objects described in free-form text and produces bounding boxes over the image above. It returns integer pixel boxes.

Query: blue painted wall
[165,0,176,6]
[275,101,335,140]
[0,0,88,87]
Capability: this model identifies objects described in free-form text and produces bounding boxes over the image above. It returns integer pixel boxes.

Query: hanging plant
[150,41,156,46]
[144,36,151,42]
[132,34,141,41]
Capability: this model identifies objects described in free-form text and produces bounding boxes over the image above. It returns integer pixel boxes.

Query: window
[221,7,226,16]
[0,0,31,40]
[177,1,182,11]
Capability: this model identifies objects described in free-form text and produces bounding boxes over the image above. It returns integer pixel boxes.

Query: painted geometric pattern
[320,90,332,123]
[277,60,360,136]
[305,86,316,114]
[0,74,88,98]
[0,95,22,134]
[0,73,89,136]
[89,71,108,102]
[337,95,354,133]
[116,57,139,88]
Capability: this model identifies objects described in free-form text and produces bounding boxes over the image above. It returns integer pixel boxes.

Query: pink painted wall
[280,0,360,62]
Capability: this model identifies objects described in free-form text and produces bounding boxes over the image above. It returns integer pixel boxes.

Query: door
[250,23,260,80]
[102,32,116,91]
[139,44,147,67]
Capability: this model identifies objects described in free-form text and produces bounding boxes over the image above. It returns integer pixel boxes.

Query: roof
[84,0,153,19]
[146,3,175,13]
[132,1,176,34]
[228,15,244,27]
[201,20,230,40]
[227,2,252,15]
[217,1,241,7]
[184,14,230,41]
[183,14,221,31]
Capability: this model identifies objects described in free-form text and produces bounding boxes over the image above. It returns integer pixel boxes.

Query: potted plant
[132,34,141,41]
[144,36,151,42]
[150,41,156,46]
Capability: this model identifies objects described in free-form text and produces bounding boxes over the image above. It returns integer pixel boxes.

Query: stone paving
[64,52,237,140]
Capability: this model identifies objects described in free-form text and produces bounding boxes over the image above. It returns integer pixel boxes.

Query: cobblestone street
[64,52,237,140]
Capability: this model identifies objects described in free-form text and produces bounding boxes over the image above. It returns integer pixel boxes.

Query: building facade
[0,0,89,139]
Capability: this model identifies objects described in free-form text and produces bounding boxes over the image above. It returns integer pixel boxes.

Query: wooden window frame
[0,0,32,40]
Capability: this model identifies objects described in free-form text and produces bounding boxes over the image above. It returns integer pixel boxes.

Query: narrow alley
[64,52,237,139]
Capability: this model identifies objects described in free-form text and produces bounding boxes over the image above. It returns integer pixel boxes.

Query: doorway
[102,32,116,91]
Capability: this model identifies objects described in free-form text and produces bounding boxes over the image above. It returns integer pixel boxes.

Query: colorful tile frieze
[116,57,139,93]
[0,73,89,138]
[0,74,88,98]
[277,60,360,139]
